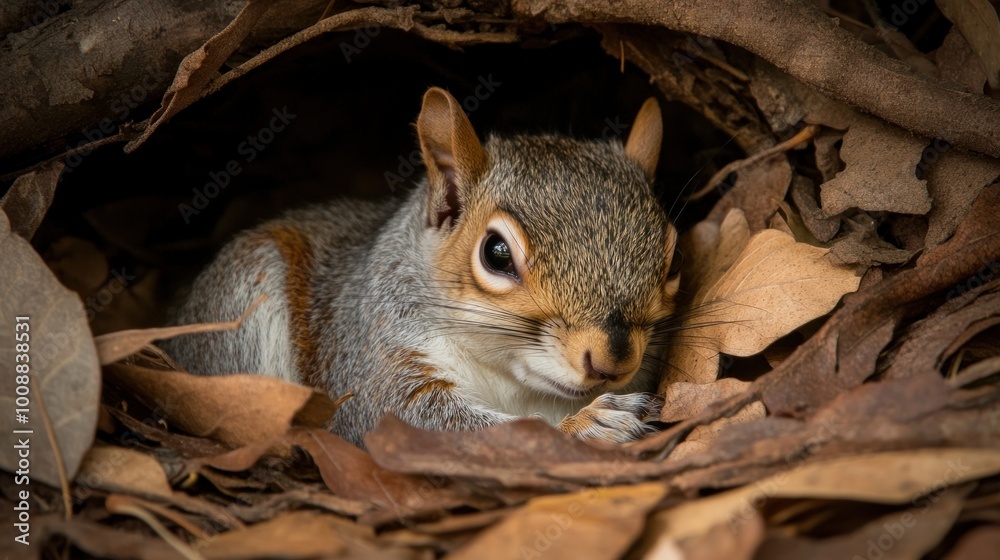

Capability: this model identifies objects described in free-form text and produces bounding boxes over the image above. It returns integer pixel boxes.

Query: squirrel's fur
[163,88,678,446]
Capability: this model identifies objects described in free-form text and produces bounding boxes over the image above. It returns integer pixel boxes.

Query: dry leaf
[451,483,667,560]
[706,155,792,232]
[125,0,271,152]
[197,511,349,559]
[366,415,626,489]
[924,150,1000,248]
[668,401,766,461]
[664,209,861,385]
[790,177,840,242]
[76,445,173,498]
[0,209,101,488]
[103,363,339,448]
[644,508,764,560]
[661,378,754,423]
[936,28,990,93]
[290,427,469,514]
[76,445,243,529]
[820,116,932,216]
[655,449,998,548]
[38,517,181,560]
[756,486,970,560]
[0,163,62,239]
[95,294,264,365]
[936,0,1000,90]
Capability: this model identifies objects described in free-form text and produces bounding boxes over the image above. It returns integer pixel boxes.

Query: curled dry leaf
[0,162,62,239]
[924,150,1000,248]
[195,511,350,559]
[125,0,271,152]
[662,209,861,386]
[289,427,471,515]
[38,517,181,560]
[103,363,340,448]
[705,154,792,232]
[449,483,667,560]
[76,445,242,529]
[756,486,970,560]
[819,116,932,216]
[0,210,101,488]
[936,28,990,93]
[366,415,626,489]
[936,0,1000,90]
[95,294,265,365]
[652,449,1000,549]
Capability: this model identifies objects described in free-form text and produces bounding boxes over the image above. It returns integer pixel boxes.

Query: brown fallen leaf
[936,28,990,94]
[819,116,932,216]
[103,363,340,448]
[197,511,350,559]
[924,150,1000,248]
[945,525,1000,559]
[365,415,627,490]
[756,486,970,560]
[449,483,667,560]
[661,378,754,422]
[0,162,63,239]
[37,515,182,560]
[936,0,1000,91]
[95,294,265,365]
[105,494,205,558]
[704,154,793,232]
[663,209,861,386]
[0,209,101,489]
[790,177,840,242]
[76,445,242,530]
[642,507,764,560]
[125,0,271,152]
[291,427,472,516]
[668,401,766,462]
[651,448,997,553]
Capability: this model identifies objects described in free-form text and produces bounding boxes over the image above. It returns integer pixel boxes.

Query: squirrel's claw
[557,392,664,444]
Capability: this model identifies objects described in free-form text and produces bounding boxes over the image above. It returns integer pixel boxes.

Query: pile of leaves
[2,0,1000,558]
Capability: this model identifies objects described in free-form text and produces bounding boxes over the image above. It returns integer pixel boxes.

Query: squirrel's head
[417,87,679,400]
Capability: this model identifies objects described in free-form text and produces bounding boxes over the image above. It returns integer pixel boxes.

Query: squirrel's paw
[557,392,664,444]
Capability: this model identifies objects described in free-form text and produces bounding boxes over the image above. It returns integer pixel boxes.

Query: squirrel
[162,87,680,446]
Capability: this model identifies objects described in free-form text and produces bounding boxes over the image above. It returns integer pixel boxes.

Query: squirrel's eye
[482,233,517,277]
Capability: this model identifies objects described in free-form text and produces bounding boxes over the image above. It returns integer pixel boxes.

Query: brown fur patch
[391,349,456,407]
[405,378,458,407]
[266,226,320,387]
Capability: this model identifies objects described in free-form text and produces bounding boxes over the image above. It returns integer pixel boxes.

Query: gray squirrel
[162,87,680,446]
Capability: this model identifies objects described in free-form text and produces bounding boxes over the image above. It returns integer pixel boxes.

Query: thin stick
[688,125,820,201]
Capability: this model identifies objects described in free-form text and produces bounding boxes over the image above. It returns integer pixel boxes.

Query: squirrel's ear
[624,97,662,182]
[417,87,487,229]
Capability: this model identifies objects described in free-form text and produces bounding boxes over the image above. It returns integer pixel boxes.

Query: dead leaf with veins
[661,209,862,387]
[820,116,932,216]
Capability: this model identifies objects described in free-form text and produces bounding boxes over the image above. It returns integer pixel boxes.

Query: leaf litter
[3,2,1000,559]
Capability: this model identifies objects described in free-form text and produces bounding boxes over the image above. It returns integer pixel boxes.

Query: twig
[688,125,819,201]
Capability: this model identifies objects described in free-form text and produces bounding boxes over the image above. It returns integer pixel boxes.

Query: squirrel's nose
[583,351,631,382]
